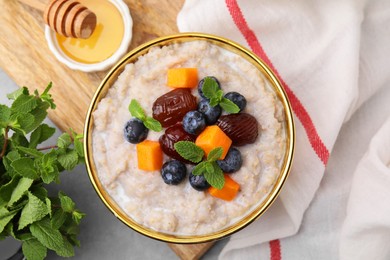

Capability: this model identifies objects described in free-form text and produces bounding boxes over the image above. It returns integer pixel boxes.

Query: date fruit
[159,124,196,164]
[152,88,197,127]
[217,113,259,146]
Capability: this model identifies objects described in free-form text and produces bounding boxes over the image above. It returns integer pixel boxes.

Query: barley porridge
[91,40,287,235]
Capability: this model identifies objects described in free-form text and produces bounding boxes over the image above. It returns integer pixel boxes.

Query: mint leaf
[220,98,240,114]
[205,162,214,175]
[70,130,84,158]
[22,238,47,260]
[73,137,84,157]
[129,99,162,132]
[18,192,50,230]
[16,146,44,158]
[11,113,35,134]
[57,150,78,171]
[11,158,38,179]
[28,102,50,132]
[207,147,223,162]
[7,87,29,100]
[216,89,224,100]
[202,77,220,99]
[57,133,71,149]
[174,141,204,163]
[0,105,11,127]
[36,151,59,184]
[0,208,18,233]
[51,209,67,230]
[58,237,75,257]
[200,77,240,113]
[10,132,29,148]
[0,177,20,207]
[68,234,81,247]
[59,192,75,213]
[128,99,146,120]
[40,82,56,109]
[11,94,38,113]
[192,161,209,176]
[143,117,162,132]
[8,178,34,206]
[203,162,225,189]
[29,124,55,149]
[30,218,74,257]
[30,186,48,202]
[176,144,225,189]
[6,150,20,162]
[63,221,79,235]
[72,210,85,225]
[39,166,57,184]
[128,99,162,132]
[209,97,220,107]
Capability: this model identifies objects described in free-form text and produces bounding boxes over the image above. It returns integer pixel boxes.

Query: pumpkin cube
[195,125,232,160]
[136,140,163,171]
[167,68,198,88]
[208,174,240,201]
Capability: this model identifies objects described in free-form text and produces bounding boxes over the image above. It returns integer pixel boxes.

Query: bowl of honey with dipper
[43,0,132,72]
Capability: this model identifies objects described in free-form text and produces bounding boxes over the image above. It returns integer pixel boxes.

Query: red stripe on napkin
[225,0,330,165]
[270,240,282,260]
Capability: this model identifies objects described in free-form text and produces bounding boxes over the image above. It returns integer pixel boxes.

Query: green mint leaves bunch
[128,99,162,132]
[202,77,240,114]
[0,83,85,260]
[174,141,225,189]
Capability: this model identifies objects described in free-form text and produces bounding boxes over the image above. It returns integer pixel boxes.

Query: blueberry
[224,92,247,112]
[161,160,187,185]
[182,111,206,135]
[189,172,210,191]
[217,147,242,173]
[198,76,221,99]
[123,118,148,144]
[197,99,222,125]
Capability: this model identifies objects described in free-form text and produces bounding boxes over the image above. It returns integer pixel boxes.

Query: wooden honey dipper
[18,0,97,39]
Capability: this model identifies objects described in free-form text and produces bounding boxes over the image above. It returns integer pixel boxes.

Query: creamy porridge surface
[92,41,286,235]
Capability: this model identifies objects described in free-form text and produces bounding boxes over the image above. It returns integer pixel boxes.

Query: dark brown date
[217,113,259,146]
[159,124,196,164]
[152,89,197,127]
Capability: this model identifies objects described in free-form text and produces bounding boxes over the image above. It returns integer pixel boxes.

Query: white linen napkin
[340,117,390,260]
[177,0,390,259]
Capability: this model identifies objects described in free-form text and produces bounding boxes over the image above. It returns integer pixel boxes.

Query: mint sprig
[202,77,240,114]
[175,141,225,189]
[0,83,85,259]
[128,99,162,132]
[174,141,204,163]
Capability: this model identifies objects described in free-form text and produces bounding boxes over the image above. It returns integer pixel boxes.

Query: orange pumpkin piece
[136,140,163,171]
[167,68,198,88]
[195,125,232,160]
[208,174,240,201]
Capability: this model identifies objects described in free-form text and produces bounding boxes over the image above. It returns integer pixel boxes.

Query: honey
[56,0,124,64]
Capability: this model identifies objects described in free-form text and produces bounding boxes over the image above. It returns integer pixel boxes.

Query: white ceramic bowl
[45,0,133,72]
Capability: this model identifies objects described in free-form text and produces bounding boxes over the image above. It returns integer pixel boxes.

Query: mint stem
[37,145,58,151]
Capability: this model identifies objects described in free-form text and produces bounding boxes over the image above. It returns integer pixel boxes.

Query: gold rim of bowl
[83,32,295,244]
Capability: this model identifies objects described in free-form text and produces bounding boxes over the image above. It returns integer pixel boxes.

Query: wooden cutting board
[0,0,215,259]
